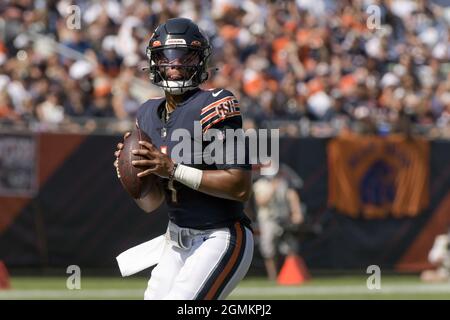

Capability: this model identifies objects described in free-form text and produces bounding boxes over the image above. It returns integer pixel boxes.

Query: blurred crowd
[0,0,449,137]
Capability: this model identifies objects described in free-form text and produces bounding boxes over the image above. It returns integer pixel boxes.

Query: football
[117,128,157,199]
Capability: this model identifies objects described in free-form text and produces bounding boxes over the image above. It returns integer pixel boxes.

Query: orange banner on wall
[327,134,429,219]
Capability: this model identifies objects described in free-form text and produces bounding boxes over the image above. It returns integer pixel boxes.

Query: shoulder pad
[200,89,240,132]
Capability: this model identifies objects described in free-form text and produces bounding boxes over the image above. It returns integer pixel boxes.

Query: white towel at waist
[116,235,166,277]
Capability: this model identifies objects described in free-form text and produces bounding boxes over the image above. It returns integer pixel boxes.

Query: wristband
[173,164,203,190]
[168,162,178,182]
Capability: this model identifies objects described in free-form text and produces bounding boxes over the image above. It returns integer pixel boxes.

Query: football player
[114,18,253,300]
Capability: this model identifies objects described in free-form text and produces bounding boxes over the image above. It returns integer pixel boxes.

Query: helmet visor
[152,47,200,66]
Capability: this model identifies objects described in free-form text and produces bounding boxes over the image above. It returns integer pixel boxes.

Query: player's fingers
[132,149,160,160]
[138,140,156,151]
[117,142,124,150]
[141,143,162,156]
[144,148,161,159]
[137,167,158,177]
[132,159,158,167]
[131,149,151,157]
[114,150,120,157]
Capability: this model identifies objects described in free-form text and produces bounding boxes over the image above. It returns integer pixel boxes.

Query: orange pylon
[277,254,311,285]
[0,260,11,290]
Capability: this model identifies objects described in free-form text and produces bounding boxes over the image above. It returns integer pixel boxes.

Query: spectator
[0,0,448,137]
[420,227,450,283]
[253,165,304,281]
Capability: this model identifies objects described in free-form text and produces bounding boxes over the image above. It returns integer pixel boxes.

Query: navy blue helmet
[146,18,211,95]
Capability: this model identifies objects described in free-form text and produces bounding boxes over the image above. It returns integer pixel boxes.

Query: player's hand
[131,140,174,179]
[113,132,131,178]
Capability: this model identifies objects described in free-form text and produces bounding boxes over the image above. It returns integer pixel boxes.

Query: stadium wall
[0,132,449,273]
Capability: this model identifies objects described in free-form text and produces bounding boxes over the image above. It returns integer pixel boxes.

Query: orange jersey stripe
[201,96,235,115]
[202,112,241,133]
[200,105,240,125]
[204,223,243,300]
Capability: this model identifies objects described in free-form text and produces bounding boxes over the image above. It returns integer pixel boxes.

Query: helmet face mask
[146,19,211,95]
[148,46,202,93]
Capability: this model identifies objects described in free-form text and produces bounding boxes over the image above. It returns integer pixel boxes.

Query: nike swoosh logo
[212,89,223,97]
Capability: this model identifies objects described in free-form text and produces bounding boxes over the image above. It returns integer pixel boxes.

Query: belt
[166,221,208,250]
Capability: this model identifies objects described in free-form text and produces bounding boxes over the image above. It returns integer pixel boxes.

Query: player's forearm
[172,165,252,202]
[198,169,252,202]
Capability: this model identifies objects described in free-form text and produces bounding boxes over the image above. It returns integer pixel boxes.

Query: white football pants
[144,221,254,300]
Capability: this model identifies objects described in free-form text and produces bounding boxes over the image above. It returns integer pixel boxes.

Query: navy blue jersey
[136,88,251,230]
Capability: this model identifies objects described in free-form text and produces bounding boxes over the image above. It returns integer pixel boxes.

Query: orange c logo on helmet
[191,40,201,47]
[152,40,161,47]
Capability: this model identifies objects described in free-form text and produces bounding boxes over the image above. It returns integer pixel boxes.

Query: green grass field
[1,275,450,300]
